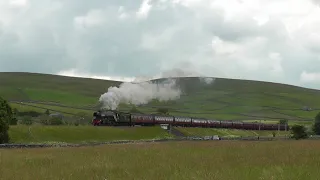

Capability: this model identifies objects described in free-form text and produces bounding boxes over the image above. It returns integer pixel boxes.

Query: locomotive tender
[92,110,289,131]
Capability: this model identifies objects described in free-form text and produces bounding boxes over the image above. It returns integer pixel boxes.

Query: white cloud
[300,71,320,83]
[9,0,28,7]
[74,9,106,29]
[136,0,152,19]
[57,69,135,82]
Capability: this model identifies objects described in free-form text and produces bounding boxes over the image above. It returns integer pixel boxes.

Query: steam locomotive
[92,110,289,131]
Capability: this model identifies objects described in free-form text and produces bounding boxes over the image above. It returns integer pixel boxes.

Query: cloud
[57,68,135,82]
[300,71,320,84]
[1,0,320,89]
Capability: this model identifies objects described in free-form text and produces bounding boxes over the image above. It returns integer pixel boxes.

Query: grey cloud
[0,0,320,89]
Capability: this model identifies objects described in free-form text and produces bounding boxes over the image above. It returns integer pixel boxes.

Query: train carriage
[242,122,255,130]
[262,123,274,130]
[131,114,154,125]
[154,116,174,124]
[232,121,243,129]
[253,122,262,130]
[207,119,221,128]
[221,121,233,128]
[174,116,192,127]
[192,118,208,127]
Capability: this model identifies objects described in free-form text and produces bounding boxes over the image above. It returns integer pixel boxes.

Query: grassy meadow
[1,140,320,180]
[176,127,291,137]
[8,125,173,144]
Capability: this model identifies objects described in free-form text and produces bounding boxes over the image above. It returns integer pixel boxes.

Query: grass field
[7,125,293,144]
[1,140,320,180]
[177,127,290,137]
[1,72,320,125]
[8,125,173,144]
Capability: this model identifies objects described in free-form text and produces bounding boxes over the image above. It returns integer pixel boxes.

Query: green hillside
[1,72,320,125]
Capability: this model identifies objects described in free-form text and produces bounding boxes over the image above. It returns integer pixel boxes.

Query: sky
[1,0,320,89]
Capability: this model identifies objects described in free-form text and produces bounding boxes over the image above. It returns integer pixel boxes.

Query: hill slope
[1,72,320,123]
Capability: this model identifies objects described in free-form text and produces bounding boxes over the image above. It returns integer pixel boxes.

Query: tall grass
[1,141,320,180]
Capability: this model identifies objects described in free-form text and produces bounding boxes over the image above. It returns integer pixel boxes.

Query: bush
[313,112,320,135]
[0,116,9,143]
[45,109,50,115]
[279,119,288,125]
[20,116,33,125]
[49,117,63,125]
[291,125,308,140]
[16,110,42,117]
[9,117,18,125]
[0,97,13,143]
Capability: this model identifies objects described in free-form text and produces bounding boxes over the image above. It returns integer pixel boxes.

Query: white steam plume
[98,61,216,110]
[99,79,181,110]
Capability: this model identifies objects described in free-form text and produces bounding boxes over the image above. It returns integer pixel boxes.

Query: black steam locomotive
[92,110,289,131]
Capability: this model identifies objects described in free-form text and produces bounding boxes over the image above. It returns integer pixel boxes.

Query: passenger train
[92,110,289,131]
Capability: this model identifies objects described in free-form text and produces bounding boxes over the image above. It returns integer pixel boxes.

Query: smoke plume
[99,79,181,110]
[98,61,215,110]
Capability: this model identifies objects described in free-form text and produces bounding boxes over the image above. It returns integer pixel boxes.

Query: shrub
[291,125,308,140]
[20,116,33,125]
[313,112,320,135]
[49,116,63,125]
[0,97,13,143]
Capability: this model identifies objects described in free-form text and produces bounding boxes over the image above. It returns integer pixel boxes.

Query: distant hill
[0,72,319,123]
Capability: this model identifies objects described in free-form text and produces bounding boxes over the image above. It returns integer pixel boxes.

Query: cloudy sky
[1,0,320,89]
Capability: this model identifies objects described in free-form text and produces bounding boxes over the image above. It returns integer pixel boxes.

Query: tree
[45,109,50,115]
[0,97,13,143]
[313,112,320,135]
[291,125,308,140]
[10,108,18,125]
[0,114,9,143]
[279,119,288,125]
[13,108,18,116]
